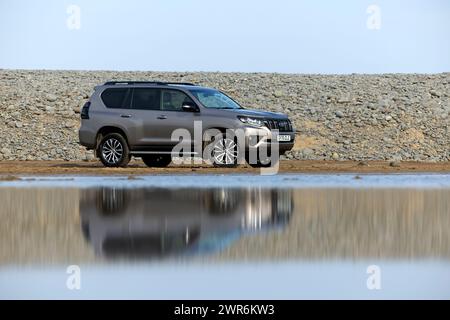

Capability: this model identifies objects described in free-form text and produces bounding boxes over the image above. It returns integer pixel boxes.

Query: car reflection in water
[79,187,293,260]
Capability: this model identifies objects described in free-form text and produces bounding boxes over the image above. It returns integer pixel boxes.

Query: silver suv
[79,81,295,168]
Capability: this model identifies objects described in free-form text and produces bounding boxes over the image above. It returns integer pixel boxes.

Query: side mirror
[182,102,199,112]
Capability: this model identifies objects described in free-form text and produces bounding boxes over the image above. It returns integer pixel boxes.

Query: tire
[98,133,130,167]
[142,154,172,167]
[206,134,239,168]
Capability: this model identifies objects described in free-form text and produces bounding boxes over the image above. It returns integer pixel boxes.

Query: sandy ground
[0,160,450,177]
[0,160,450,180]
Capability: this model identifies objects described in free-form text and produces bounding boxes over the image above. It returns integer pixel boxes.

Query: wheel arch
[202,126,231,142]
[95,126,129,156]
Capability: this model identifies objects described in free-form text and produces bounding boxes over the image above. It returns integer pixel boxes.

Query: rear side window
[132,88,161,110]
[101,88,130,108]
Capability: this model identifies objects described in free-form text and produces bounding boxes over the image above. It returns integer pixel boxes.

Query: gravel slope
[0,70,449,161]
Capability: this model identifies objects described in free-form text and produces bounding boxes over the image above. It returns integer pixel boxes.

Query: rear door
[128,87,164,146]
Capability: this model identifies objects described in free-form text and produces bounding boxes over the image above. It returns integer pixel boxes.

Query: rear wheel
[142,154,172,167]
[98,133,130,167]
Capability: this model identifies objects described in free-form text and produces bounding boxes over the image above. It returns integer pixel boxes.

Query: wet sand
[0,160,450,177]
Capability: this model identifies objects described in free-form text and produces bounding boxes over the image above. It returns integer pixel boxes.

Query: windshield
[189,88,242,109]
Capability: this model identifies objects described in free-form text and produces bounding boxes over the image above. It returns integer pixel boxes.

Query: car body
[79,81,295,167]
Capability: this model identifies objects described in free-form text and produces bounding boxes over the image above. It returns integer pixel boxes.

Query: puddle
[1,174,450,298]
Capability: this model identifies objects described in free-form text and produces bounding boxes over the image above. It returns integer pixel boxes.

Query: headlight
[238,116,265,127]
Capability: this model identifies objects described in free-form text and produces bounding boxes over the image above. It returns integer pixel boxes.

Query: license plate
[277,135,291,142]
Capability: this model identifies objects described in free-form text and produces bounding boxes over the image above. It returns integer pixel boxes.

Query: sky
[0,0,449,74]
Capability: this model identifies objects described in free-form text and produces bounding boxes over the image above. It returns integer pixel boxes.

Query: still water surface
[1,174,449,299]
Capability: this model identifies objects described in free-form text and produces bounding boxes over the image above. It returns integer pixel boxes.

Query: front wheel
[206,135,239,168]
[98,133,130,167]
[142,154,172,167]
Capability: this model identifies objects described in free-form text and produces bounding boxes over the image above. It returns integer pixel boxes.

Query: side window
[161,90,194,111]
[132,88,161,110]
[101,88,130,109]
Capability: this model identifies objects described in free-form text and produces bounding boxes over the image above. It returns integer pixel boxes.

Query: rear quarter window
[101,88,130,108]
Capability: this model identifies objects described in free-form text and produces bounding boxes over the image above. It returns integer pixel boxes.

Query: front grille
[264,119,293,132]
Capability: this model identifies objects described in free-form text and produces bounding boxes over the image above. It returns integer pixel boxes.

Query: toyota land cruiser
[78,81,295,168]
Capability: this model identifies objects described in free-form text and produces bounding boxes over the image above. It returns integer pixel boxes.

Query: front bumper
[242,126,295,154]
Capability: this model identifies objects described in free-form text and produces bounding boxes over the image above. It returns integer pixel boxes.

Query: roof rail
[103,81,196,86]
[164,82,196,86]
[103,81,165,85]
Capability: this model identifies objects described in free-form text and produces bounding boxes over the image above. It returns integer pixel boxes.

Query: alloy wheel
[213,138,237,165]
[102,138,123,164]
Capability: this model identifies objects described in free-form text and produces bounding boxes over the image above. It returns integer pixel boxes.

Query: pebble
[335,111,345,118]
[45,94,57,102]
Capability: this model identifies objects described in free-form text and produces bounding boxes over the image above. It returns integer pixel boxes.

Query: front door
[156,89,200,151]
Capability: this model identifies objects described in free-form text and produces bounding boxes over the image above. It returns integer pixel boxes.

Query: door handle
[120,114,132,118]
[157,115,167,120]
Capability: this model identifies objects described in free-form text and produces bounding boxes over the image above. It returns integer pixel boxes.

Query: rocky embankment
[0,70,449,161]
